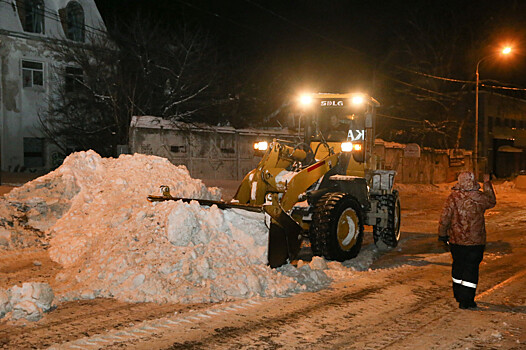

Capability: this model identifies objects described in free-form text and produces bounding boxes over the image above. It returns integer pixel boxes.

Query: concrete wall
[0,0,106,171]
[373,140,473,184]
[130,116,473,183]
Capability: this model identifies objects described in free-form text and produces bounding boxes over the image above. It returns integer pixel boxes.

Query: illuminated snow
[7,151,332,304]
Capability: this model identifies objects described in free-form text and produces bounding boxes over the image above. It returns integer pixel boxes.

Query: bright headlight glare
[351,94,364,105]
[299,94,313,106]
[341,142,354,152]
[353,143,362,151]
[254,141,268,151]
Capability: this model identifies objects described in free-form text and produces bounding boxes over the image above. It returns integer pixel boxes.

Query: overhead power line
[376,113,422,123]
[394,65,473,84]
[4,0,525,97]
[481,83,526,91]
[241,0,526,93]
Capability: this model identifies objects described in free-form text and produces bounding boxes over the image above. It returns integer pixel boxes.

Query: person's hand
[483,174,490,182]
[438,235,450,252]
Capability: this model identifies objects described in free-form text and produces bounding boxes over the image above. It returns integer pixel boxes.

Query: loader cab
[298,93,379,175]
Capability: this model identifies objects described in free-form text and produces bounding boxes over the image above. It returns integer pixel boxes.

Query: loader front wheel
[310,193,364,261]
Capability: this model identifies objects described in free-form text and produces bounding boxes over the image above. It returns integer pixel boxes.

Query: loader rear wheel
[373,190,401,249]
[309,193,364,261]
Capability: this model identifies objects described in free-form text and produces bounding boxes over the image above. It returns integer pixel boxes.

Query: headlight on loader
[254,141,268,151]
[299,94,313,106]
[341,142,354,152]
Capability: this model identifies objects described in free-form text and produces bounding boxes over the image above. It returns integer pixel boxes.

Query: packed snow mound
[0,171,80,250]
[494,181,517,192]
[21,151,332,303]
[0,282,54,322]
[48,150,220,266]
[53,201,331,303]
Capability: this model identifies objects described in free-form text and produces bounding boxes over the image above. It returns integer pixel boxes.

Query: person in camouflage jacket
[438,171,496,309]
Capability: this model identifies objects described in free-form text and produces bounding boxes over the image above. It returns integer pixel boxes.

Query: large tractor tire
[373,190,401,250]
[309,192,364,261]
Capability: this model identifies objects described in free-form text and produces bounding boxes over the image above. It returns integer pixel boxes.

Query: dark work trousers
[450,244,485,305]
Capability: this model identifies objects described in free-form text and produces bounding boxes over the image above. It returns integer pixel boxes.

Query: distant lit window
[17,0,45,34]
[59,1,85,42]
[22,60,44,88]
[65,66,84,92]
[24,137,45,167]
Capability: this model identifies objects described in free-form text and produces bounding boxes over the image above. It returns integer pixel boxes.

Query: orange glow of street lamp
[502,46,512,55]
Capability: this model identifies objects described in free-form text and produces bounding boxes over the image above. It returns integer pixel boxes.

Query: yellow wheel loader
[148,93,401,267]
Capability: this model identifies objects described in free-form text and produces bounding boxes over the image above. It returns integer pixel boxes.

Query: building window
[22,60,44,88]
[17,0,45,34]
[65,66,84,92]
[24,137,45,167]
[59,1,85,42]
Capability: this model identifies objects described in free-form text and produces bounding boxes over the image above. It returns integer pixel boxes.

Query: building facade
[479,91,526,178]
[0,0,105,171]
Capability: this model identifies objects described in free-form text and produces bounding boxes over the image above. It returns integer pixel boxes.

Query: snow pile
[53,199,330,303]
[0,173,79,250]
[25,151,332,303]
[341,244,378,271]
[0,283,54,322]
[47,151,219,267]
[296,246,378,281]
[494,181,517,192]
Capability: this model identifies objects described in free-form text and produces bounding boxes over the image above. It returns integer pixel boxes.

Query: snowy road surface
[0,173,525,349]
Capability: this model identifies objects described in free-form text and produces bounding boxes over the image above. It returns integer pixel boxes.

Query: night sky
[93,0,526,133]
[95,1,526,84]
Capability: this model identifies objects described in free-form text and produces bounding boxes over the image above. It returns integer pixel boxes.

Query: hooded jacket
[438,172,496,245]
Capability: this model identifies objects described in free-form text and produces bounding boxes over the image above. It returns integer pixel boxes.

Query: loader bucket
[268,223,289,268]
[266,210,303,268]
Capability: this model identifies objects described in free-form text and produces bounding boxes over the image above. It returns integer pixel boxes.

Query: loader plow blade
[268,223,290,268]
[147,195,263,213]
[266,207,303,268]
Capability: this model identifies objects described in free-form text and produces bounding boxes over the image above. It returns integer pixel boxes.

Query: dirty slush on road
[0,151,525,349]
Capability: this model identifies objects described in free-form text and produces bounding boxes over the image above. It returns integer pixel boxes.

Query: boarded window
[59,1,85,42]
[17,0,45,33]
[24,137,44,167]
[22,60,44,88]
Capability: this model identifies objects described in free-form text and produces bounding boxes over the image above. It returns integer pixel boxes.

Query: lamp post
[474,47,512,179]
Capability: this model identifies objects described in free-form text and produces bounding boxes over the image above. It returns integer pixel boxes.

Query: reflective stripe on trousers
[452,277,477,289]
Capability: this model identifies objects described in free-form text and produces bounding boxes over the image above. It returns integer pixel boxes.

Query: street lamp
[474,46,512,179]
